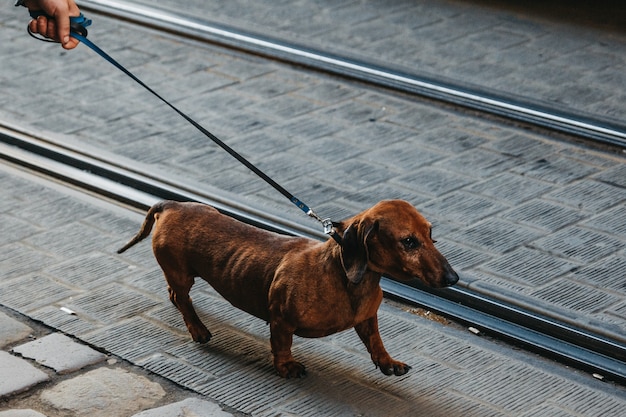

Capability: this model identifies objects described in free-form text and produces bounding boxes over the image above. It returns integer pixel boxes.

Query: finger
[61,37,80,50]
[47,18,58,41]
[36,15,49,37]
[28,18,38,34]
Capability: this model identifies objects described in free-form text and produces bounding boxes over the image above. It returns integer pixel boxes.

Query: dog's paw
[190,327,212,344]
[376,360,412,376]
[276,360,307,379]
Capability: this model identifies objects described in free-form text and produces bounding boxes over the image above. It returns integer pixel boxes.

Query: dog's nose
[445,268,459,287]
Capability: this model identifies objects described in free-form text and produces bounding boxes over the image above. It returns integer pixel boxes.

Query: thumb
[59,1,82,47]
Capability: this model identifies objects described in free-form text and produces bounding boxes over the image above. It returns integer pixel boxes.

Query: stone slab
[12,333,106,374]
[0,312,32,348]
[39,367,165,417]
[0,411,47,417]
[131,398,234,417]
[0,352,49,397]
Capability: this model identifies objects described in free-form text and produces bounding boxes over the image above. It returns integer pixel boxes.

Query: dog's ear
[340,220,379,284]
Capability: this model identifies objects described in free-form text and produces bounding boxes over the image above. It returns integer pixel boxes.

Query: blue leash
[26,12,341,243]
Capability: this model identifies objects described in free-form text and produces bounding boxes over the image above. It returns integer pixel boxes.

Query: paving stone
[63,283,160,325]
[594,162,626,189]
[447,218,544,254]
[136,353,216,394]
[131,398,234,417]
[295,135,364,166]
[0,243,57,281]
[478,247,579,287]
[39,367,165,417]
[0,275,79,314]
[0,215,41,245]
[0,352,49,397]
[433,240,493,271]
[582,203,626,238]
[44,253,136,290]
[546,180,626,213]
[12,333,105,375]
[396,167,475,197]
[510,155,599,185]
[556,385,626,417]
[0,312,32,348]
[340,121,418,147]
[531,226,623,263]
[437,148,523,179]
[81,317,188,362]
[500,199,587,231]
[465,270,535,299]
[530,279,621,314]
[273,115,345,142]
[421,192,509,228]
[0,410,47,417]
[320,157,398,191]
[13,198,102,229]
[27,306,99,339]
[23,223,110,259]
[412,126,488,153]
[569,255,626,294]
[251,94,321,119]
[466,172,555,205]
[321,100,386,124]
[453,362,571,413]
[296,81,361,105]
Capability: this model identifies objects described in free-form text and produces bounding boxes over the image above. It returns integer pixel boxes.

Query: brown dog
[118,199,458,378]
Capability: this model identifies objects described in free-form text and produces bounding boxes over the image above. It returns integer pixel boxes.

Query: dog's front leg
[270,317,306,378]
[355,316,412,376]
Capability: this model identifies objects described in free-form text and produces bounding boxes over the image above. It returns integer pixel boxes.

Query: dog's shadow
[149,285,461,417]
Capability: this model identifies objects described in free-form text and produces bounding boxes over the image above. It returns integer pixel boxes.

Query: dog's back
[120,201,313,320]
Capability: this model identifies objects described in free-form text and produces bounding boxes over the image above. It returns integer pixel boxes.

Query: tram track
[2,124,626,384]
[77,0,626,150]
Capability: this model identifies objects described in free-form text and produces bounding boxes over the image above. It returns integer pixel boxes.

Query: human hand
[21,0,81,49]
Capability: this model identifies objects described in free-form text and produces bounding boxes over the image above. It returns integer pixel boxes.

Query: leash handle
[26,11,91,40]
[24,12,343,244]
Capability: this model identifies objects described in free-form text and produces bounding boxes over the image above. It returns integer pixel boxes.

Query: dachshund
[118,199,458,378]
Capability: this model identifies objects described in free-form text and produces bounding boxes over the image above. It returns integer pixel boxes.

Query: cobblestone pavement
[121,0,626,127]
[0,305,237,417]
[1,0,626,415]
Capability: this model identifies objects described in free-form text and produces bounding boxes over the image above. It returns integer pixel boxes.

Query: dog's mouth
[409,268,459,288]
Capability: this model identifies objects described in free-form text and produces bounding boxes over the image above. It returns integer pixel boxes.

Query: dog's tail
[117,201,168,254]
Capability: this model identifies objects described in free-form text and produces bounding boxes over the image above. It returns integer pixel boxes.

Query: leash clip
[322,218,335,236]
[306,209,342,244]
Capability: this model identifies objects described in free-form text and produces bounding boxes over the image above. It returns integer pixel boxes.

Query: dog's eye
[402,237,420,250]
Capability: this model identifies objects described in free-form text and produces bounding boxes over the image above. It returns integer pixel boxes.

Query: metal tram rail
[78,0,626,149]
[1,125,625,384]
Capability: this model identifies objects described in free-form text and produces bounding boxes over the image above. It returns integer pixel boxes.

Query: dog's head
[338,200,458,288]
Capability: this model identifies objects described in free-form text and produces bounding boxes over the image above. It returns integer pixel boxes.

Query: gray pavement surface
[1,0,626,416]
[122,0,626,128]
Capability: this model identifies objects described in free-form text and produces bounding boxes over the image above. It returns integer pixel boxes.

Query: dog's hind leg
[164,271,212,344]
